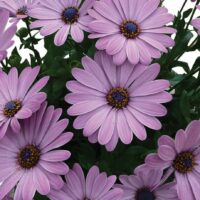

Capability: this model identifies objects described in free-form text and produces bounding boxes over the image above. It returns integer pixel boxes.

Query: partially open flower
[0,0,39,19]
[48,163,123,200]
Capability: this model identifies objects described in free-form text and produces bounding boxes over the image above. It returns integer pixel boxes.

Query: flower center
[136,188,155,200]
[3,100,21,118]
[18,144,40,169]
[17,6,28,16]
[173,151,196,174]
[106,88,129,109]
[120,21,140,39]
[62,7,79,24]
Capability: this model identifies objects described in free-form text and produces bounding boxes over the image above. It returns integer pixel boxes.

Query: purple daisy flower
[65,51,172,151]
[191,5,200,35]
[0,0,39,19]
[48,163,123,200]
[88,0,176,66]
[115,165,178,200]
[0,66,49,139]
[29,0,95,46]
[145,120,200,200]
[0,9,17,61]
[0,102,73,200]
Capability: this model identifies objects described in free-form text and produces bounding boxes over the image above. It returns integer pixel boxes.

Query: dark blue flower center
[183,158,193,168]
[120,21,140,39]
[136,188,155,200]
[18,145,40,169]
[107,88,129,109]
[173,151,195,174]
[62,7,79,24]
[125,22,138,33]
[5,101,16,110]
[112,91,126,103]
[3,100,21,117]
[22,149,32,161]
[17,6,28,15]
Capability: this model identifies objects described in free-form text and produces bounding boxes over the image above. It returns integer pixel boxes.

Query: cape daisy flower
[0,102,73,200]
[65,51,172,151]
[0,0,39,19]
[191,5,200,35]
[88,0,176,65]
[0,9,17,61]
[145,120,200,200]
[115,165,178,200]
[29,0,94,46]
[0,66,49,139]
[48,163,123,200]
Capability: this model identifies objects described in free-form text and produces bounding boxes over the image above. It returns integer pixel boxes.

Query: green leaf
[183,8,193,18]
[171,61,190,73]
[35,193,49,200]
[180,91,191,122]
[192,56,200,71]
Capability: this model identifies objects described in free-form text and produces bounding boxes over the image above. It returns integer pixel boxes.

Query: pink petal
[33,167,50,195]
[71,24,84,43]
[54,25,70,46]
[158,145,176,161]
[15,108,32,119]
[98,109,116,145]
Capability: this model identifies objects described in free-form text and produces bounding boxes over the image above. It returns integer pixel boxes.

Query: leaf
[180,91,191,122]
[171,61,190,73]
[192,56,200,71]
[183,8,193,18]
[34,193,49,200]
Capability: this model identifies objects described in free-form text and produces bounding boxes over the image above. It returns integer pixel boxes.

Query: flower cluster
[0,0,200,200]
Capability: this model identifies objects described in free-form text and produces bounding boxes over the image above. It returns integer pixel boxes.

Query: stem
[185,0,200,30]
[169,67,200,91]
[180,0,188,13]
[24,18,41,65]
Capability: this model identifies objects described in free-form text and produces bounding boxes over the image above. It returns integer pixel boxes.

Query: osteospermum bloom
[115,165,178,200]
[0,66,49,139]
[0,0,39,19]
[0,102,73,200]
[65,51,172,151]
[88,0,176,66]
[191,5,200,35]
[0,9,17,61]
[48,163,123,200]
[146,120,200,200]
[29,0,94,46]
